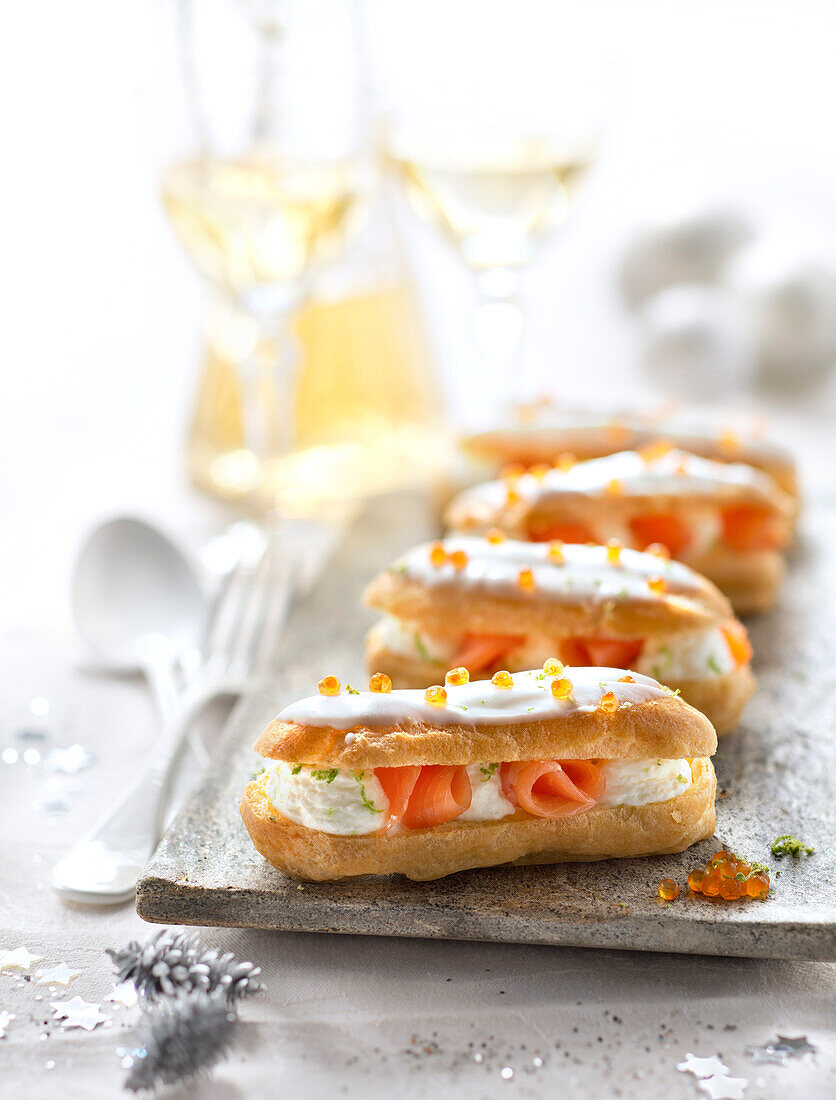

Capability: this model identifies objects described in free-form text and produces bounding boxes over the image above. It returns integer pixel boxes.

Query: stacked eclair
[241,427,796,883]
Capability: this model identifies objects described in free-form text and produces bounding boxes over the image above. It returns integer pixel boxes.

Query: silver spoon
[69,516,208,735]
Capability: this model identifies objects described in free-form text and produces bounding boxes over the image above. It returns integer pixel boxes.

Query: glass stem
[472,267,526,422]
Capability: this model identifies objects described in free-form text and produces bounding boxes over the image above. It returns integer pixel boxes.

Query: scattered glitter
[697,1075,748,1099]
[0,1010,15,1038]
[33,795,73,815]
[23,749,41,766]
[500,1067,514,1080]
[0,947,44,973]
[2,748,19,765]
[106,982,138,1009]
[532,1056,543,1067]
[37,964,82,987]
[746,1035,817,1064]
[45,745,96,775]
[677,1053,730,1078]
[46,1060,55,1070]
[30,697,50,718]
[474,1053,483,1063]
[51,996,109,1031]
[16,729,47,743]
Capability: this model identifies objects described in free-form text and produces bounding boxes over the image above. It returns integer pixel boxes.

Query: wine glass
[381,3,608,426]
[148,0,373,508]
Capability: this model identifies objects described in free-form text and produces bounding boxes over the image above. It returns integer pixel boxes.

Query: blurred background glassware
[380,0,608,428]
[153,0,442,515]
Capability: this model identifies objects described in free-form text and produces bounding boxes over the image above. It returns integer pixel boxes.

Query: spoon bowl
[71,516,206,671]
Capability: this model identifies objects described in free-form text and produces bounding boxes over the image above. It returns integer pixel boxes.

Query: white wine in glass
[390,137,594,270]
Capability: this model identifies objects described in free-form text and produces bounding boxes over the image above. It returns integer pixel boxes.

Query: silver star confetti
[746,1035,817,1064]
[51,996,109,1031]
[677,1053,730,1078]
[45,744,96,775]
[697,1075,748,1100]
[0,1010,15,1038]
[106,981,138,1009]
[0,947,44,973]
[37,963,82,987]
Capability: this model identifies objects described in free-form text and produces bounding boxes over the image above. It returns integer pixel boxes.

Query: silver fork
[51,528,294,906]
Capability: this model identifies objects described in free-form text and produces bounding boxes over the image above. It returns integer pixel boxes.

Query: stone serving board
[137,494,836,960]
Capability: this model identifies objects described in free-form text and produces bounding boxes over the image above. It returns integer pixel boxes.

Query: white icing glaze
[278,667,671,731]
[391,536,706,603]
[455,447,778,512]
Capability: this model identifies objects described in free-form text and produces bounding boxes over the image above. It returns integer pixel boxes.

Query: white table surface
[2,2,836,1096]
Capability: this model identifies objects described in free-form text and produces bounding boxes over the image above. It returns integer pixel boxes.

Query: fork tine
[225,540,273,681]
[251,544,295,676]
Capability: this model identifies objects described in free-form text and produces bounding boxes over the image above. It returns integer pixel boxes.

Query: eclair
[445,447,793,614]
[364,536,755,735]
[241,667,717,881]
[461,411,799,504]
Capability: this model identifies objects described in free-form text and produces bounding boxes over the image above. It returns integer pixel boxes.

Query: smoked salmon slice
[374,765,421,828]
[560,636,644,668]
[451,634,523,674]
[401,765,472,830]
[720,620,753,666]
[527,522,596,544]
[500,759,604,818]
[721,505,784,552]
[628,513,692,557]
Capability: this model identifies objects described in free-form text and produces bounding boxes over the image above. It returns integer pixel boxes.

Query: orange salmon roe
[492,670,514,689]
[445,667,470,686]
[530,463,551,480]
[646,542,671,560]
[687,869,705,892]
[368,672,392,693]
[543,657,563,676]
[424,685,447,707]
[551,677,573,700]
[606,478,623,496]
[518,567,536,591]
[506,487,521,506]
[658,879,680,901]
[318,675,341,696]
[548,540,565,563]
[639,439,673,464]
[606,539,622,564]
[618,675,636,683]
[450,549,469,570]
[429,542,447,567]
[501,462,526,483]
[687,849,770,902]
[555,452,576,471]
[486,528,506,545]
[598,690,619,714]
[647,575,667,596]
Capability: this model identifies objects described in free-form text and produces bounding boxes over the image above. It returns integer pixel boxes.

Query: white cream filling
[597,757,692,808]
[264,761,389,836]
[379,617,736,682]
[635,628,735,680]
[262,757,693,835]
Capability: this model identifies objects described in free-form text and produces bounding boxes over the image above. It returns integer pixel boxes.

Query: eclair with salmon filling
[445,447,793,614]
[241,667,717,882]
[461,411,799,505]
[363,537,755,735]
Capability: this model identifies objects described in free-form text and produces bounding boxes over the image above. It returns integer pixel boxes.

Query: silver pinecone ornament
[122,991,237,1092]
[107,929,261,1004]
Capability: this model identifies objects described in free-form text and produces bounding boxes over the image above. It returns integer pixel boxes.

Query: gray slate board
[137,494,836,959]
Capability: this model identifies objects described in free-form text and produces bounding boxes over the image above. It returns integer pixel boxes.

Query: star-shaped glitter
[106,981,138,1008]
[697,1075,748,1100]
[0,1010,15,1038]
[0,947,44,973]
[37,963,82,987]
[44,744,95,775]
[677,1053,730,1078]
[51,996,108,1031]
[746,1034,817,1064]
